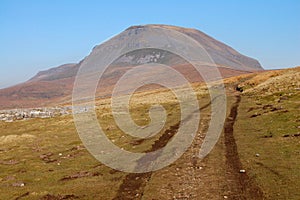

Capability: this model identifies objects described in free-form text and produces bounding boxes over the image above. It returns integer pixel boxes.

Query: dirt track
[113,94,264,199]
[224,94,264,199]
[113,100,213,200]
[113,123,180,200]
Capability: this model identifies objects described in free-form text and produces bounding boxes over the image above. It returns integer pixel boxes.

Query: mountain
[0,24,263,109]
[29,63,79,82]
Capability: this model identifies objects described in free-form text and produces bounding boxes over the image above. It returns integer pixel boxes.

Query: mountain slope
[0,24,263,109]
[29,63,78,82]
[136,25,262,71]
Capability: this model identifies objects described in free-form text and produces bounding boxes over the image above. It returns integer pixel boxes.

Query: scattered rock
[0,107,71,123]
[255,153,260,157]
[239,169,246,173]
[11,182,25,187]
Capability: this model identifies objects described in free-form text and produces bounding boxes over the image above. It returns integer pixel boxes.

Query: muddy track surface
[113,123,179,200]
[224,94,264,199]
[114,93,264,200]
[113,99,215,200]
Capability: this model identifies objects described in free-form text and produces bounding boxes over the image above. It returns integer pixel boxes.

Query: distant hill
[0,24,263,109]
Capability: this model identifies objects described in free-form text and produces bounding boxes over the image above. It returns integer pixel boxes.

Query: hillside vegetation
[0,66,299,199]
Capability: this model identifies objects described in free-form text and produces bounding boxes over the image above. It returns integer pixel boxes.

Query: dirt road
[113,94,264,200]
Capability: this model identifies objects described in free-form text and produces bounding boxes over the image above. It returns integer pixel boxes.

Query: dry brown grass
[0,66,299,199]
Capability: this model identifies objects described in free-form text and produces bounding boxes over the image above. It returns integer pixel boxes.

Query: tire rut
[113,123,180,200]
[224,94,264,199]
[113,98,215,200]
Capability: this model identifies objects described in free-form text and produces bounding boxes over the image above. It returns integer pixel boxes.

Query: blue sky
[0,0,299,88]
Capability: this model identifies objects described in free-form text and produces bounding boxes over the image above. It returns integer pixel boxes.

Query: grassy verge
[234,91,300,199]
[0,86,209,199]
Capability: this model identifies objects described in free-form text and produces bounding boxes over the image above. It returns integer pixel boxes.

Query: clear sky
[0,0,299,88]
